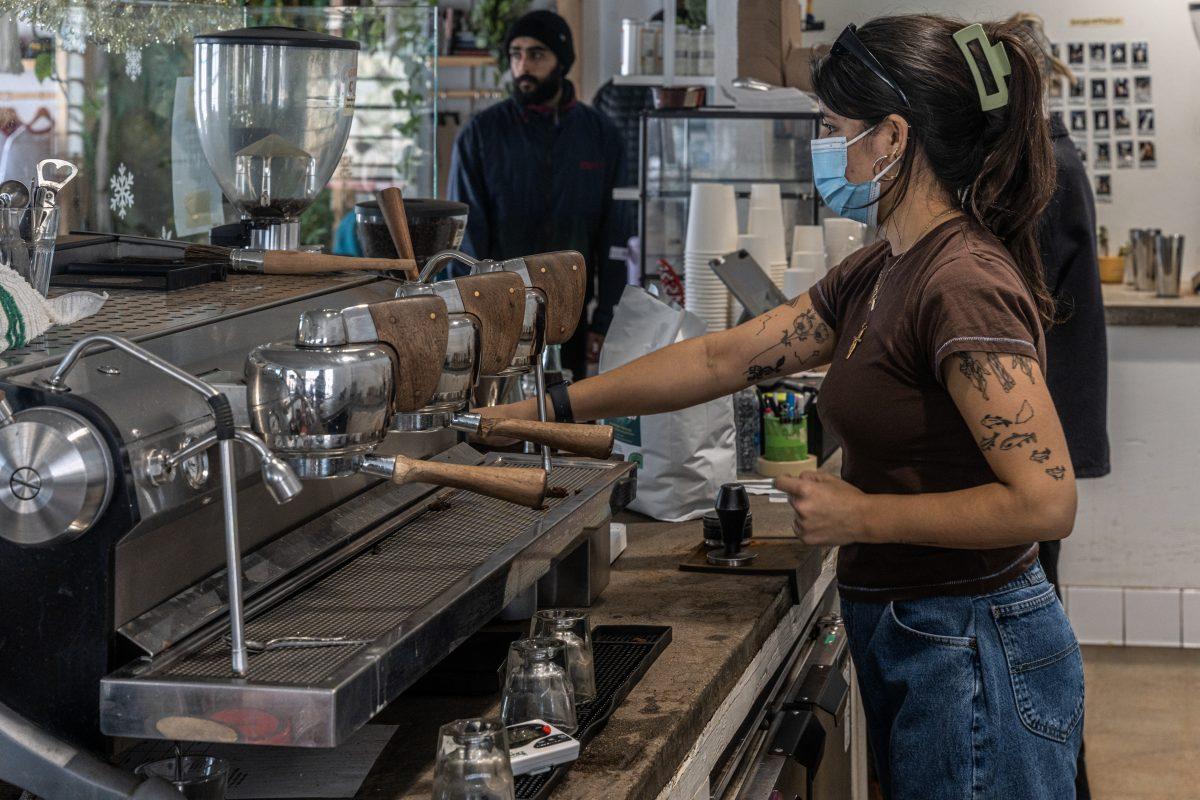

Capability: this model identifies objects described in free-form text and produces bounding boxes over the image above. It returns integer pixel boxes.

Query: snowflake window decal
[109,163,134,220]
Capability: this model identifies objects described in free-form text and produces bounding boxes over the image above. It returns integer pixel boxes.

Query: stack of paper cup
[785,224,825,299]
[823,217,867,273]
[685,183,738,331]
[746,184,788,289]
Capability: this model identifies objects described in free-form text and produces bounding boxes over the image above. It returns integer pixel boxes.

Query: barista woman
[485,15,1082,798]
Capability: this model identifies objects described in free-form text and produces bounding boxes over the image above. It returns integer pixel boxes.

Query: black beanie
[504,10,575,73]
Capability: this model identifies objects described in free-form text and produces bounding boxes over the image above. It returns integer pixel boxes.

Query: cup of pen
[501,637,577,734]
[136,755,229,799]
[530,609,596,705]
[0,205,58,297]
[432,718,515,800]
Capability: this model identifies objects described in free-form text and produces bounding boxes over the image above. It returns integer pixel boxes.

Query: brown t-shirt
[809,218,1045,601]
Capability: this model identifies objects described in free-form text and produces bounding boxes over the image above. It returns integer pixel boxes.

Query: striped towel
[0,263,106,352]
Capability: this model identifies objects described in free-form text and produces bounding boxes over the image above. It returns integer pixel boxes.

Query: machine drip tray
[515,625,672,799]
[100,454,635,748]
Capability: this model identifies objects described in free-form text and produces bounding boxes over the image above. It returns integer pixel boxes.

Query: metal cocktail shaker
[1154,234,1185,298]
[1131,228,1161,292]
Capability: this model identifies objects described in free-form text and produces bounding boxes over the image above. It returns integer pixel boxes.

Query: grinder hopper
[194,26,359,250]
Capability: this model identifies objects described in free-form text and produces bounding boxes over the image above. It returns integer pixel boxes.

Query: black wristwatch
[547,380,574,424]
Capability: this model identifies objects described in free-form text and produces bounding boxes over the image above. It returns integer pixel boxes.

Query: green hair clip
[953,23,1012,111]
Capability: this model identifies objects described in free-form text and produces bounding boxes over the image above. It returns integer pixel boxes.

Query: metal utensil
[0,179,28,209]
[31,158,78,209]
[223,634,372,653]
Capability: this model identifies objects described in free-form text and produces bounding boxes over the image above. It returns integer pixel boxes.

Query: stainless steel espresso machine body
[0,273,632,764]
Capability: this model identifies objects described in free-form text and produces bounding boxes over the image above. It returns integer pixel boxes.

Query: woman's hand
[776,472,869,546]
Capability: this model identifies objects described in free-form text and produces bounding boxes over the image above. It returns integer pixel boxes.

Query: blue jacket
[447,81,625,334]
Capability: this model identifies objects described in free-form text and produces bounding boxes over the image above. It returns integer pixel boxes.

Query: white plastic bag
[600,286,736,522]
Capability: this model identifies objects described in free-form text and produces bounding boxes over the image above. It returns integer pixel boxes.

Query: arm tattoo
[986,353,1016,393]
[1030,448,1052,463]
[1015,399,1034,424]
[981,413,1013,429]
[1045,465,1066,480]
[745,309,831,381]
[956,353,991,399]
[1011,355,1036,384]
[979,432,999,451]
[1000,431,1038,450]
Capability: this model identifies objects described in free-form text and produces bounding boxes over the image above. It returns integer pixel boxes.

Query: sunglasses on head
[830,24,911,110]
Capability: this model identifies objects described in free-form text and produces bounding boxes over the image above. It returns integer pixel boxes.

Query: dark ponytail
[812,15,1057,324]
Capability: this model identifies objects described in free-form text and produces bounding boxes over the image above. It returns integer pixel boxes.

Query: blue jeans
[841,563,1084,800]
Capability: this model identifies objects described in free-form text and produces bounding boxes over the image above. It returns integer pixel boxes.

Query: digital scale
[506,720,580,776]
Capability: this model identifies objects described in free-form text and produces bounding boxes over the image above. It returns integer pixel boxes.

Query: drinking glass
[136,755,229,800]
[531,609,596,705]
[0,206,58,297]
[500,637,577,734]
[431,718,515,800]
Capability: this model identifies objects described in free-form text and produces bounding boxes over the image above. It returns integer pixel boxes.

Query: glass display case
[636,109,822,284]
[1,1,438,249]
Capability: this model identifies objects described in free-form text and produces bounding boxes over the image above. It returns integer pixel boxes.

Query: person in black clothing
[1013,14,1112,800]
[447,10,625,380]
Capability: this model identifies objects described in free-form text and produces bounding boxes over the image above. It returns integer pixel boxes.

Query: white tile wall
[1066,586,1124,645]
[1123,589,1182,648]
[1183,590,1200,649]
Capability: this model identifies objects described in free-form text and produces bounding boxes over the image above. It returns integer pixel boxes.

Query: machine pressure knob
[0,405,114,546]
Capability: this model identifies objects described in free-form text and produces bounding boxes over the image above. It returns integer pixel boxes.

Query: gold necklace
[845,208,961,359]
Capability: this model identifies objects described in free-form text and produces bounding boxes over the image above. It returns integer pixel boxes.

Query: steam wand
[41,334,301,677]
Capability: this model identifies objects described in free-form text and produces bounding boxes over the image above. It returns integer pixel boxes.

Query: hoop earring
[874,153,901,182]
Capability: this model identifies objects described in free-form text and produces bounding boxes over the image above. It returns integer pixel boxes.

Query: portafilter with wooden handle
[244,294,547,507]
[392,271,613,460]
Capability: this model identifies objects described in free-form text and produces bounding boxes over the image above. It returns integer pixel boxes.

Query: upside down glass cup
[501,637,577,734]
[431,718,515,800]
[530,609,596,705]
[136,755,229,800]
[0,206,58,297]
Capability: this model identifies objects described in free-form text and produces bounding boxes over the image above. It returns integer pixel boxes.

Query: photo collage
[1050,38,1155,204]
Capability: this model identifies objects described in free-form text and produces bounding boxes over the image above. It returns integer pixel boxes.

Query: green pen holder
[763,415,808,462]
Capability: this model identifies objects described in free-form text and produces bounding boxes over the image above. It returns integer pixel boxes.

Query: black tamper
[707,482,756,566]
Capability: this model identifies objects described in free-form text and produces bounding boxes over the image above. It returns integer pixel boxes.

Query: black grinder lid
[194,26,361,51]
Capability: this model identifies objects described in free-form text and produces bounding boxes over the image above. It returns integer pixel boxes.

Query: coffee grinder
[194,26,359,250]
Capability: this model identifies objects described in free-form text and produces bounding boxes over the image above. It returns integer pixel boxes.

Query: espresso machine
[194,26,359,250]
[0,264,629,800]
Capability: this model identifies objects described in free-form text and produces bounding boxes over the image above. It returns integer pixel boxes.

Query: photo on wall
[1075,141,1087,165]
[1094,141,1112,169]
[1137,107,1156,135]
[1049,78,1064,102]
[1093,109,1111,136]
[1069,76,1087,105]
[1114,107,1132,133]
[1110,41,1128,66]
[1070,109,1088,133]
[1113,77,1130,102]
[1095,173,1112,203]
[1117,139,1135,168]
[1088,42,1107,69]
[1132,41,1149,68]
[1135,75,1152,103]
[1068,42,1085,67]
[1090,78,1107,101]
[1139,140,1157,168]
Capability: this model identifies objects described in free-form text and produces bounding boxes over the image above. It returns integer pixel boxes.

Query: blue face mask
[810,125,899,226]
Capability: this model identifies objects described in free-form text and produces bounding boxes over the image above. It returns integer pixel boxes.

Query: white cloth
[0,263,106,351]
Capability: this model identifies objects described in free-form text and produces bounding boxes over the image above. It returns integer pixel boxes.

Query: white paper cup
[792,224,824,253]
[783,267,819,298]
[746,206,788,263]
[685,183,738,254]
[789,251,825,274]
[750,183,782,214]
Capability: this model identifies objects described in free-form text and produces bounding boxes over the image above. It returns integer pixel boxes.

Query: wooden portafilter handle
[377,187,416,261]
[258,251,418,279]
[475,418,614,459]
[390,454,547,508]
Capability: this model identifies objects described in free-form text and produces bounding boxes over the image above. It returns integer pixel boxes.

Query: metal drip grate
[0,274,371,375]
[158,464,598,685]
